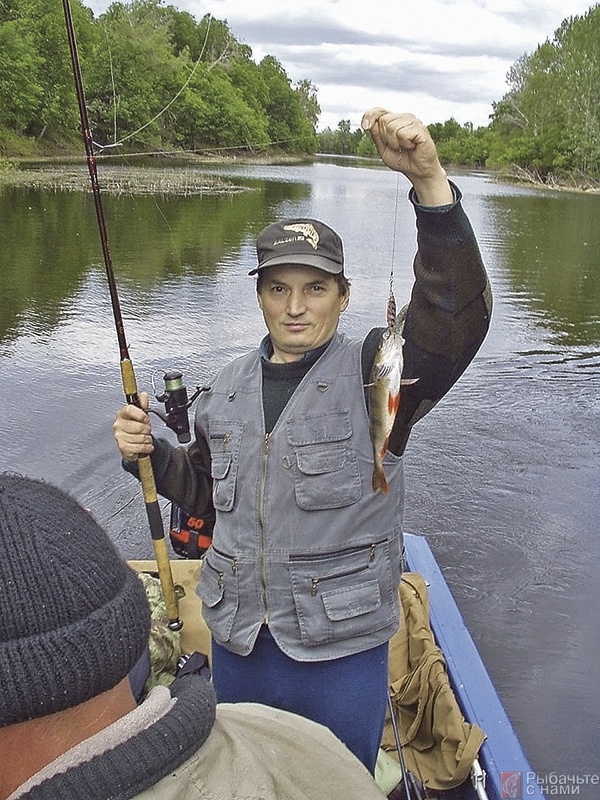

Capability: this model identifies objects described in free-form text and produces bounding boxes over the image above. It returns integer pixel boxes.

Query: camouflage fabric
[137,572,182,691]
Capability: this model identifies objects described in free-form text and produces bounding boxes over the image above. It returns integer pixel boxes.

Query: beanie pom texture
[0,474,151,727]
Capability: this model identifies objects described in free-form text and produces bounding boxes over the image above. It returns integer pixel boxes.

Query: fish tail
[372,466,390,494]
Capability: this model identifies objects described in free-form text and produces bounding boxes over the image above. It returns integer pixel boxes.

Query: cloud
[283,50,496,104]
[229,17,519,61]
[87,0,595,129]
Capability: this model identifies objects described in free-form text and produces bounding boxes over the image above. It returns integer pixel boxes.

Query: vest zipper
[310,563,370,596]
[290,539,383,563]
[258,432,270,623]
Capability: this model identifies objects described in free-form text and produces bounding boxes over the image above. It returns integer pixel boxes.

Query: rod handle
[121,359,182,628]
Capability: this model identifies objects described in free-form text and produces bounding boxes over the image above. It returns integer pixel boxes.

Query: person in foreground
[113,108,492,773]
[0,472,388,800]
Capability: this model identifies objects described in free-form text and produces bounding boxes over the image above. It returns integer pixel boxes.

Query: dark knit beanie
[0,473,151,727]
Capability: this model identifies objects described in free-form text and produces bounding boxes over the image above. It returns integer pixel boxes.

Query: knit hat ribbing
[0,473,151,727]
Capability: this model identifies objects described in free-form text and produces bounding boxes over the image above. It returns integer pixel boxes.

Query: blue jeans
[212,626,388,773]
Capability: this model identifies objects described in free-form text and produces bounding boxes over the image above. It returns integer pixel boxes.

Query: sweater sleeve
[385,182,492,455]
[122,426,214,518]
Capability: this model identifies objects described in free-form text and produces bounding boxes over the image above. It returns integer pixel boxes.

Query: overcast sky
[86,0,595,130]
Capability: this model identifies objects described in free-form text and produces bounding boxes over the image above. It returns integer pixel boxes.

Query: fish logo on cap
[283,223,319,250]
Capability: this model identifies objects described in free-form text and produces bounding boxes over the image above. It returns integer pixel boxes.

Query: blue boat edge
[403,532,543,800]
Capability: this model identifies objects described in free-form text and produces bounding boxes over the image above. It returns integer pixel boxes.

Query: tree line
[1,1,599,184]
[319,4,600,184]
[0,0,319,156]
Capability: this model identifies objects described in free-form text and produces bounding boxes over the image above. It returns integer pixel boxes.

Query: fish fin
[387,392,400,415]
[372,468,390,494]
[374,363,393,380]
[400,377,419,386]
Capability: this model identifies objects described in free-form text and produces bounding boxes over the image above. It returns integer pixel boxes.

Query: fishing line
[389,170,403,281]
[71,9,309,159]
[78,135,310,160]
[93,15,214,152]
[89,13,216,271]
[385,171,403,326]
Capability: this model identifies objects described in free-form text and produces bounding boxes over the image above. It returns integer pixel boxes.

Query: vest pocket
[208,421,244,512]
[286,410,361,510]
[198,548,239,643]
[210,453,235,511]
[289,541,396,645]
[292,444,361,509]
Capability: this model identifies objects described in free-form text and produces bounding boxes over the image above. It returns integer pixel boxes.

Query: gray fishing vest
[196,332,405,661]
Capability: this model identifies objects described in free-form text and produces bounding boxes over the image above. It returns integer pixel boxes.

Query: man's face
[257,265,349,363]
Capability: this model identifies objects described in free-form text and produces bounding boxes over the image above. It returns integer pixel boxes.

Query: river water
[1,159,599,790]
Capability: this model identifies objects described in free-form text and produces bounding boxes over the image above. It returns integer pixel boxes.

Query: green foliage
[295,79,320,128]
[0,0,318,155]
[490,4,600,179]
[0,155,17,172]
[85,3,182,147]
[257,56,317,152]
[0,21,44,132]
[0,0,94,139]
[177,65,271,150]
[317,121,365,156]
[429,119,492,167]
[355,133,377,158]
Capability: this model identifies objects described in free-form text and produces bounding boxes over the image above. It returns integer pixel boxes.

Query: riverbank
[0,149,315,196]
[0,161,251,196]
[2,151,598,196]
[498,164,600,194]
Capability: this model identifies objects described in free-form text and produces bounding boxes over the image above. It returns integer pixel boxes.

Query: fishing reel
[152,370,209,443]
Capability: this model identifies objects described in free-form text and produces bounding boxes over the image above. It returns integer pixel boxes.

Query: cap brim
[248,253,343,276]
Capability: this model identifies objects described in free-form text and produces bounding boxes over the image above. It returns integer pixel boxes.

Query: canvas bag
[381,572,487,791]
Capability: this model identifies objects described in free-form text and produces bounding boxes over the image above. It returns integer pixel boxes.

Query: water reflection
[489,191,600,347]
[0,172,312,344]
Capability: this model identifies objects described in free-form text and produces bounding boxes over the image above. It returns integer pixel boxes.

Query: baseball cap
[249,218,344,275]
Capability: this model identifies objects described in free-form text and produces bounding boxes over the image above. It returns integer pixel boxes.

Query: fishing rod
[387,691,428,800]
[61,0,181,629]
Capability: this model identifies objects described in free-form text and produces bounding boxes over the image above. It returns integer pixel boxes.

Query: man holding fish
[113,108,492,775]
